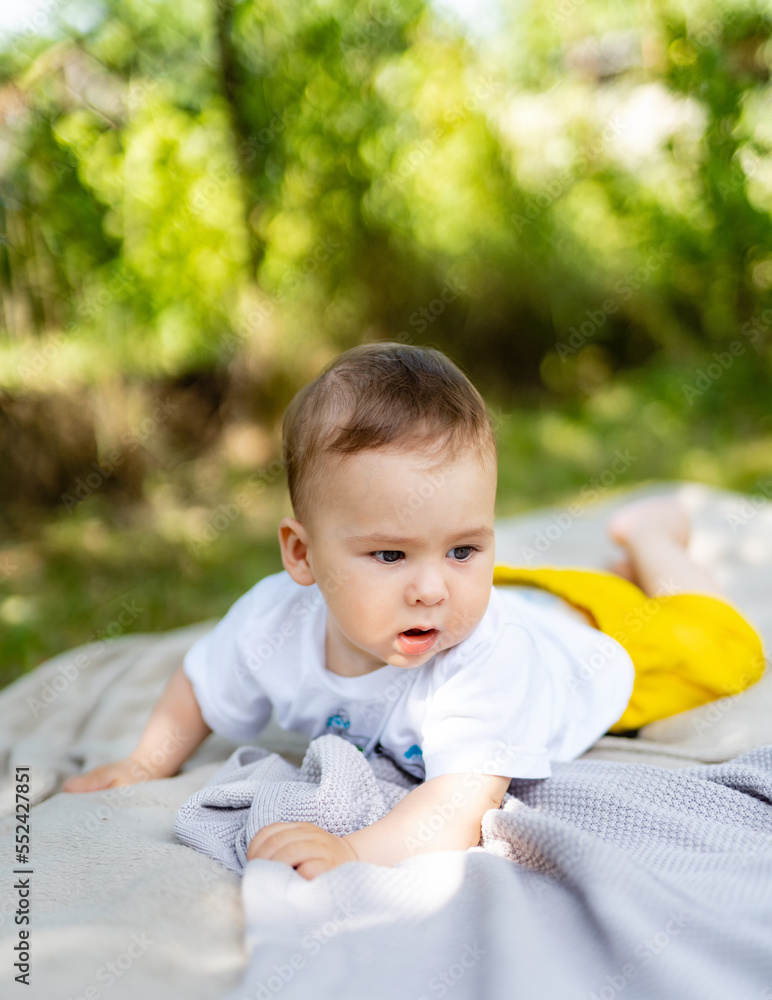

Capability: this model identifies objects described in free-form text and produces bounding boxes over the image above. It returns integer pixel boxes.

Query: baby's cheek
[346,595,378,629]
[445,607,480,643]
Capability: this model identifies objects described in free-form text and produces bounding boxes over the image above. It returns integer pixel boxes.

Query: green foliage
[1,0,771,389]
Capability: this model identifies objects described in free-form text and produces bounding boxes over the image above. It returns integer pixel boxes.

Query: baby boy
[65,342,731,879]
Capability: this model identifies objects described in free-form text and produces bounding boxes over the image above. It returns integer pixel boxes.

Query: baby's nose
[407,565,448,604]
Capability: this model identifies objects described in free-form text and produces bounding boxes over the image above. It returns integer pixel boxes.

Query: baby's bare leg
[607,496,725,599]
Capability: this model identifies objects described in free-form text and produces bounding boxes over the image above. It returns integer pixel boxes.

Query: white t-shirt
[183,570,635,782]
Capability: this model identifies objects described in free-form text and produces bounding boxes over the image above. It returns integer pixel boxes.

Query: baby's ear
[278,517,316,586]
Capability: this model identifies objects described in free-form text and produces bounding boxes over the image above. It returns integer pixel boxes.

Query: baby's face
[301,442,497,676]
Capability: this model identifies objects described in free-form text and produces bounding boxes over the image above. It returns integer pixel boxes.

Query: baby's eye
[372,550,403,564]
[449,546,476,561]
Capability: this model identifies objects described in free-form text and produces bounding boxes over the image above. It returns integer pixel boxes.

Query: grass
[1,352,770,690]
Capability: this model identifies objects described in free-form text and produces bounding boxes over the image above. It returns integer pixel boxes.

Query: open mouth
[397,627,439,655]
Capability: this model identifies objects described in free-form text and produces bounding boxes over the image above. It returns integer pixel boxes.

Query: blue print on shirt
[325,709,369,751]
[404,744,423,760]
[326,711,350,735]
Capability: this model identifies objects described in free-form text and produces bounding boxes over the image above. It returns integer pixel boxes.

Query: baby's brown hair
[281,342,498,526]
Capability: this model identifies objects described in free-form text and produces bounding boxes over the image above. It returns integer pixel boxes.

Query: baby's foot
[606,556,636,582]
[607,495,691,552]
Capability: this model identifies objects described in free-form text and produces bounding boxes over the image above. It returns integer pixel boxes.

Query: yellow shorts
[492,564,766,733]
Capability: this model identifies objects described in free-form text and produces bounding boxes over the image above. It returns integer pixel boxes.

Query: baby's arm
[62,665,212,792]
[247,771,510,879]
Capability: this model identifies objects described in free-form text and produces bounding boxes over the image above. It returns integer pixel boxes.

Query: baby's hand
[246,822,358,880]
[62,757,154,793]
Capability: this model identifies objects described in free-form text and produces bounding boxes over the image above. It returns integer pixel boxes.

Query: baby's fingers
[62,768,114,793]
[259,837,328,871]
[62,760,143,793]
[295,857,334,881]
[246,822,318,861]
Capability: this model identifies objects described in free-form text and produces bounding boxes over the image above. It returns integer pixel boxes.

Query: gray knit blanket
[175,734,772,1000]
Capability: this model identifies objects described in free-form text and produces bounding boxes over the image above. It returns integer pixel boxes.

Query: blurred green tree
[0,0,770,410]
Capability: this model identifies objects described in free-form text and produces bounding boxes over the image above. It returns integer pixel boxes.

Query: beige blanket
[1,480,770,999]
